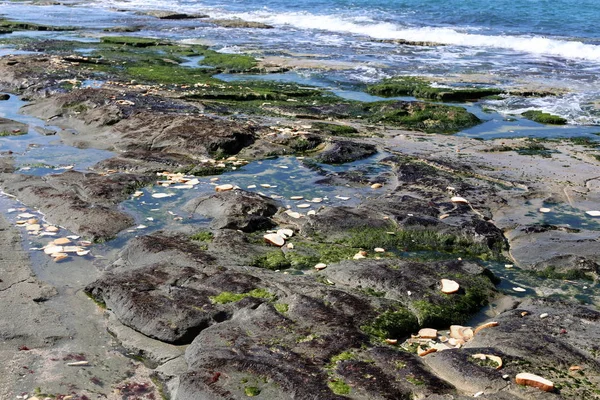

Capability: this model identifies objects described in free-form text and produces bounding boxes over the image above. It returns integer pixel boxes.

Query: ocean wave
[205,10,600,63]
[484,93,600,125]
[91,0,600,62]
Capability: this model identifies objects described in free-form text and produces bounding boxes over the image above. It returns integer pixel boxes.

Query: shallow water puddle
[117,153,392,237]
[0,93,114,174]
[528,201,600,231]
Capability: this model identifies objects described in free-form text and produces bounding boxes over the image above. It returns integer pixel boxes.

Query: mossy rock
[200,51,258,72]
[0,18,77,32]
[521,110,567,125]
[344,227,501,261]
[361,308,419,339]
[311,122,359,137]
[365,101,481,134]
[100,36,169,47]
[210,288,276,304]
[251,250,291,270]
[412,274,496,327]
[367,76,503,102]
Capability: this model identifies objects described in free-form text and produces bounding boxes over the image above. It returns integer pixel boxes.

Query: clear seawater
[1,0,600,126]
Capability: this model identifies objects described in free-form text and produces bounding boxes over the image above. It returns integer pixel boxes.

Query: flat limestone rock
[0,170,152,240]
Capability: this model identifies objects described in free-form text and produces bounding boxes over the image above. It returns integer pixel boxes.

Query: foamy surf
[92,0,600,63]
[209,10,600,62]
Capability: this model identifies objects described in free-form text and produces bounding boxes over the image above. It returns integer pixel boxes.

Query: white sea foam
[91,1,600,62]
[205,9,600,63]
[485,92,600,125]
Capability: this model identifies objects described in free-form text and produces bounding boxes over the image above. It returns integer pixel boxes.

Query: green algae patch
[521,110,567,125]
[124,64,216,86]
[210,288,276,304]
[327,378,351,395]
[344,227,502,261]
[0,130,26,137]
[412,274,496,327]
[244,386,261,396]
[311,122,359,137]
[531,265,594,281]
[100,36,169,47]
[251,250,291,270]
[190,231,213,242]
[274,303,289,314]
[361,308,419,339]
[365,101,481,134]
[201,52,258,72]
[367,76,503,102]
[252,241,362,271]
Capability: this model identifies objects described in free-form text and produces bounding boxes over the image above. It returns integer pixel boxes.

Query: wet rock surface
[313,139,377,164]
[184,189,281,232]
[0,170,152,240]
[0,40,599,400]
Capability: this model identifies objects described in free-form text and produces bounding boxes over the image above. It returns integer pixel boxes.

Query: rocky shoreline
[0,17,599,400]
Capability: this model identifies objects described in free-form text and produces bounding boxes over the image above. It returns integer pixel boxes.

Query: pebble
[451,196,469,204]
[285,210,302,219]
[371,183,383,189]
[215,184,234,192]
[440,279,460,294]
[297,204,311,208]
[290,196,304,200]
[540,313,549,319]
[307,210,316,216]
[277,228,294,238]
[152,193,175,198]
[53,253,69,262]
[264,233,285,247]
[247,184,257,189]
[18,213,36,218]
[539,207,551,213]
[67,361,90,367]
[513,287,526,292]
[335,195,350,201]
[314,263,327,270]
[374,247,385,253]
[418,328,438,339]
[585,210,600,217]
[53,237,72,245]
